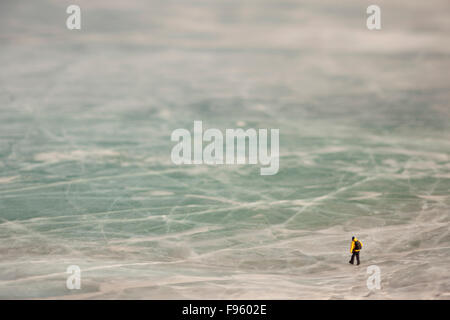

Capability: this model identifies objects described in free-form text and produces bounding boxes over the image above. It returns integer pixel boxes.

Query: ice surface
[0,0,449,299]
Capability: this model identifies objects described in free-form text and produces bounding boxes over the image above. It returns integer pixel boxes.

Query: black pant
[349,251,360,265]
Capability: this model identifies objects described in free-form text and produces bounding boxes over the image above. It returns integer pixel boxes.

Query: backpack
[354,240,362,250]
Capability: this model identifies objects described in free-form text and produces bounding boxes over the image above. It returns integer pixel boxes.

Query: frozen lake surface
[0,0,449,299]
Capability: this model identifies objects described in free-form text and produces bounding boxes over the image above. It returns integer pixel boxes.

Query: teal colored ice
[0,0,449,299]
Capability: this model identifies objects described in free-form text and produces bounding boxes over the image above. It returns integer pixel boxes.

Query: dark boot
[349,252,355,264]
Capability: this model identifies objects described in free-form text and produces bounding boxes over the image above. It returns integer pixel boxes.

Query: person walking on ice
[349,236,363,265]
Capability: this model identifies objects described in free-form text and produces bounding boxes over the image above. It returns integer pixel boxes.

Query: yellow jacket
[350,238,363,253]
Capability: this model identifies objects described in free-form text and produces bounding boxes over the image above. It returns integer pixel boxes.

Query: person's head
[352,236,355,241]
